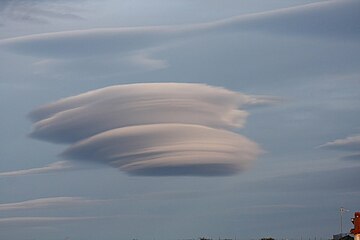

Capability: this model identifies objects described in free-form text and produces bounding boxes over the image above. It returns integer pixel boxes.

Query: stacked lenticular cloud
[29,83,268,176]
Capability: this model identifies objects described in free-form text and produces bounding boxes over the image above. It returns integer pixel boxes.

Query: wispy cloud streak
[1,0,357,74]
[0,0,83,24]
[319,135,360,151]
[0,161,72,177]
[0,216,104,227]
[0,197,109,211]
[319,134,360,161]
[0,0,358,58]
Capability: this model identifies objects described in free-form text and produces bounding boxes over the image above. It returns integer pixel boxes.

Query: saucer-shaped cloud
[62,124,262,176]
[29,83,272,143]
[30,83,269,176]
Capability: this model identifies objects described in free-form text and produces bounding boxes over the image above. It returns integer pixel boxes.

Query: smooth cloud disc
[29,83,262,144]
[62,124,262,176]
[29,83,270,177]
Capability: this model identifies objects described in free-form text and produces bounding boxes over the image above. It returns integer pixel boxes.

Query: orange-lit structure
[351,212,360,240]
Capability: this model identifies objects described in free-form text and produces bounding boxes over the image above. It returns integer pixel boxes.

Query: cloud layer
[1,0,358,58]
[0,216,101,227]
[63,123,260,176]
[320,134,360,161]
[29,83,271,143]
[1,0,357,76]
[319,135,360,151]
[29,83,268,176]
[0,0,83,24]
[0,197,107,211]
[0,161,72,177]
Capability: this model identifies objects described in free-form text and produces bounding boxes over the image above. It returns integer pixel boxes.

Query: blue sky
[0,0,359,239]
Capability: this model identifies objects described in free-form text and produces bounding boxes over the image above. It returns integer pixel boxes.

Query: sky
[0,0,359,239]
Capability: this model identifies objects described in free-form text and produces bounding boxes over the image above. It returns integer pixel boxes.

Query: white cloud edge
[0,197,111,211]
[0,0,356,57]
[1,0,355,74]
[0,216,109,227]
[318,134,360,150]
[0,160,73,177]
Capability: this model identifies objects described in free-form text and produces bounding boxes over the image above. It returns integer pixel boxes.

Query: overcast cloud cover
[0,0,359,239]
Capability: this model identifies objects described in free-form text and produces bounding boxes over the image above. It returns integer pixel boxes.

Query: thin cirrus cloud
[342,153,360,161]
[0,160,73,177]
[0,0,84,24]
[29,83,275,176]
[0,197,109,211]
[0,197,112,228]
[0,216,103,227]
[0,0,358,59]
[319,134,360,151]
[32,51,169,78]
[0,0,357,75]
[319,134,360,161]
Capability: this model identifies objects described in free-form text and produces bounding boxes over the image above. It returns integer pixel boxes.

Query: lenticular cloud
[29,83,267,176]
